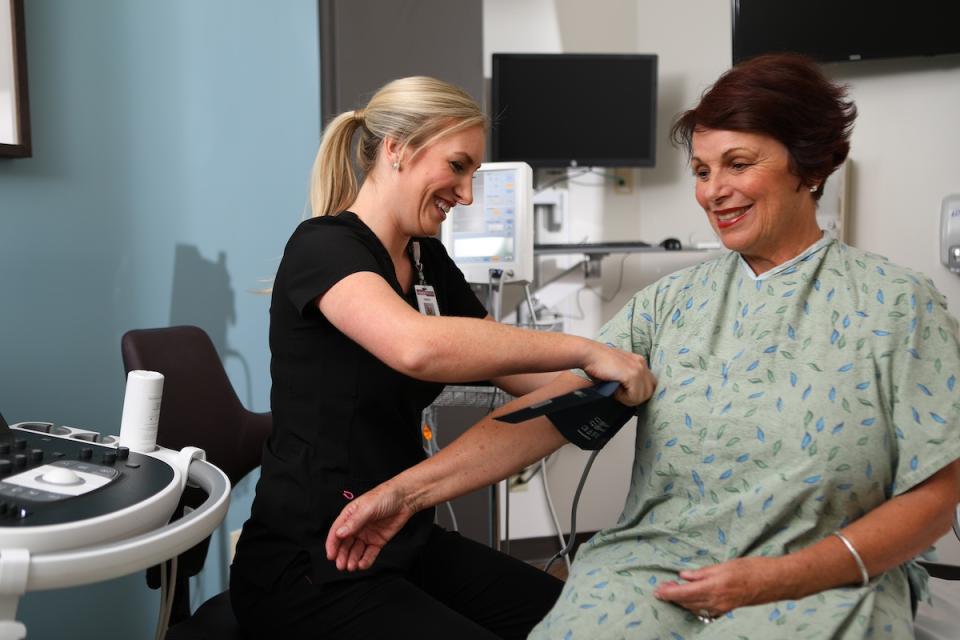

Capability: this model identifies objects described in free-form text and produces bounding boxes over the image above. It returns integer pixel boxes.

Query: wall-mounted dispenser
[940,194,960,273]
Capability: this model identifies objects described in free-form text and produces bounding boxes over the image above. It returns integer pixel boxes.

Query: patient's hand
[653,556,781,619]
[324,483,415,571]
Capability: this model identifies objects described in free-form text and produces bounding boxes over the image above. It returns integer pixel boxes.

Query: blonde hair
[309,76,488,217]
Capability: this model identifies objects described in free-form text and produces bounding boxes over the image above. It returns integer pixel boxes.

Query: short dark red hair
[670,53,857,199]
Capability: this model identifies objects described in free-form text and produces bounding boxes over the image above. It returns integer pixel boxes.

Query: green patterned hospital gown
[530,237,960,640]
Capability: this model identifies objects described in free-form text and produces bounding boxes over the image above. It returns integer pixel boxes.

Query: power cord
[155,556,178,640]
[519,285,564,566]
[567,169,621,188]
[540,455,571,572]
[422,419,459,532]
[534,168,622,194]
[564,253,630,320]
[534,168,592,194]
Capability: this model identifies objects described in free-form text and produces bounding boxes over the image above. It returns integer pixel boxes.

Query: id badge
[414,284,440,316]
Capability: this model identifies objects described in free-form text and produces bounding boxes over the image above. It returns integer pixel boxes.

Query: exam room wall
[0,1,319,638]
[484,0,960,538]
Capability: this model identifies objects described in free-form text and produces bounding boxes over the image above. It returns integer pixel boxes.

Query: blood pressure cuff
[496,381,636,450]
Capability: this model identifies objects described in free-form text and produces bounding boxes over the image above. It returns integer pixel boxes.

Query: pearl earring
[392,161,400,170]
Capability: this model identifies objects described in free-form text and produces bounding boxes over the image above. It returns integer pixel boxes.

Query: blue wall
[0,1,319,637]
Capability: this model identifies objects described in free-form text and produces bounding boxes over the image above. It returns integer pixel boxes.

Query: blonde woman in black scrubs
[229,76,656,639]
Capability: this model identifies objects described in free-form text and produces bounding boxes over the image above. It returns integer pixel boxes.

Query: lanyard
[410,241,426,286]
[409,241,438,316]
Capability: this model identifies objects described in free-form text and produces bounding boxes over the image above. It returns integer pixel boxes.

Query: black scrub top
[232,211,487,588]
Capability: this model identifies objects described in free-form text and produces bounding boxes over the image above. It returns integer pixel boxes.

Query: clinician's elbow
[395,342,436,379]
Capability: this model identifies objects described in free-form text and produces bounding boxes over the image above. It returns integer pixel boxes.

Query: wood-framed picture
[0,0,30,158]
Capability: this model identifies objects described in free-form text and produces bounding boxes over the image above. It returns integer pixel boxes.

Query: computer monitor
[732,0,960,64]
[491,54,658,168]
[441,162,534,285]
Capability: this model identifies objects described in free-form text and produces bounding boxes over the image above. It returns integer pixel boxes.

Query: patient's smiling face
[691,128,821,274]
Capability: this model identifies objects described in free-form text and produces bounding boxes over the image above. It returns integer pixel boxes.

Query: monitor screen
[441,162,534,285]
[732,0,960,64]
[491,54,657,168]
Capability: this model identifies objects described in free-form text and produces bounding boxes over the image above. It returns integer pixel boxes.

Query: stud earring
[809,185,818,193]
[392,161,400,171]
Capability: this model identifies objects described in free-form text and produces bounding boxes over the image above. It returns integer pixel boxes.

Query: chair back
[120,325,270,486]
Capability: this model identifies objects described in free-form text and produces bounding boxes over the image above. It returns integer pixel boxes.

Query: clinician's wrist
[576,336,606,370]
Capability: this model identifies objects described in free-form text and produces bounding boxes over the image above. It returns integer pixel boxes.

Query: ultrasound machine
[0,398,230,639]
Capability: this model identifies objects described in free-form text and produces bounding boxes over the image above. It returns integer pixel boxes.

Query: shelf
[430,385,515,409]
[534,242,716,257]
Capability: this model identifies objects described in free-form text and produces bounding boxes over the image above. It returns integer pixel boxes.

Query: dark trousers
[230,527,563,639]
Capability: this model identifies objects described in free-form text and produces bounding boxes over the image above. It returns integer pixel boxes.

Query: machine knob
[40,467,82,485]
[102,450,117,465]
[13,454,26,468]
[0,443,10,455]
[0,460,11,475]
[12,504,27,519]
[30,448,43,463]
[13,439,26,451]
[79,447,93,461]
[117,446,130,460]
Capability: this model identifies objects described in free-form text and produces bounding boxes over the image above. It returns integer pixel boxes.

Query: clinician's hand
[653,557,781,619]
[581,345,656,406]
[324,483,414,571]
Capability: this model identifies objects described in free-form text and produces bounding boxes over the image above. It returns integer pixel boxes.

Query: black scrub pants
[230,527,564,639]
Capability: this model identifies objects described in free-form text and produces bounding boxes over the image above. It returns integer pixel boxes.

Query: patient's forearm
[491,371,563,397]
[772,460,960,601]
[395,374,587,512]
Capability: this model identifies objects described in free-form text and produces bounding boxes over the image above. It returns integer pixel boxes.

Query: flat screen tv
[732,0,960,64]
[491,53,657,169]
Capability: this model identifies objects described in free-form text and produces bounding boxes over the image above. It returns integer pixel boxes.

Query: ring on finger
[696,608,718,624]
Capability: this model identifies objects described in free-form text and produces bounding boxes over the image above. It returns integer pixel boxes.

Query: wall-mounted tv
[732,0,960,65]
[491,53,657,169]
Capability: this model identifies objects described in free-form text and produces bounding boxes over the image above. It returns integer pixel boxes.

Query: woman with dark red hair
[326,54,960,639]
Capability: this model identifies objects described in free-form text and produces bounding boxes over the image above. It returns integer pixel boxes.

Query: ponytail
[309,110,363,217]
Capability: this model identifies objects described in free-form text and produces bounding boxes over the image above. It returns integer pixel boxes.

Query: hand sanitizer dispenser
[940,194,960,273]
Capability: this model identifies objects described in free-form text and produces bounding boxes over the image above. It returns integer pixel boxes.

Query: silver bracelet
[833,531,870,587]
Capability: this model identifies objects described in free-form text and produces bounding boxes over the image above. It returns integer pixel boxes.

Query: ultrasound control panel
[0,418,175,529]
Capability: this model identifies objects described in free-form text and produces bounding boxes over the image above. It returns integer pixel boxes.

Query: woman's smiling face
[691,127,821,274]
[394,124,485,238]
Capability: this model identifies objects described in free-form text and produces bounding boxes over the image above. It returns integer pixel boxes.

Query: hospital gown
[530,237,960,640]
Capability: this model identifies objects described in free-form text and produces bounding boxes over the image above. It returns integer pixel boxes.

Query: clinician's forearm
[318,273,650,397]
[770,460,960,601]
[319,273,599,381]
[400,315,596,382]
